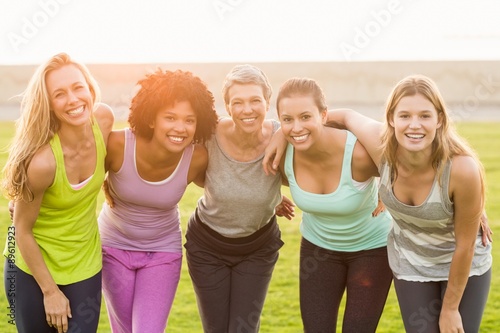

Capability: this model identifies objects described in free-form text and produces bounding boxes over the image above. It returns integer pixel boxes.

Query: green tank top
[11,120,105,285]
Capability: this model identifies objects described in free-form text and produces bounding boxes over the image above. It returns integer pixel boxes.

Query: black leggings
[393,269,491,333]
[299,238,393,333]
[4,261,102,333]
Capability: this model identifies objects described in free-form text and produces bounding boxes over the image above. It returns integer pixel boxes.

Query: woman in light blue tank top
[323,75,492,333]
[273,77,393,332]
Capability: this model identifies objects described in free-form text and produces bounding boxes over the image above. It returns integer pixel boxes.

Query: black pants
[394,268,491,333]
[185,212,283,333]
[299,238,393,333]
[4,261,102,333]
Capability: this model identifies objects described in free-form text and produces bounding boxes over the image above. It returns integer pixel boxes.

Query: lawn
[0,121,498,332]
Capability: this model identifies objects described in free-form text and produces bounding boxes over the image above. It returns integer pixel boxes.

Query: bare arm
[439,156,483,332]
[326,109,385,167]
[189,144,209,188]
[14,147,72,333]
[94,102,115,147]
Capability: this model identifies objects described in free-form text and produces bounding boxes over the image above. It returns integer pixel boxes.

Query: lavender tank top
[98,128,194,252]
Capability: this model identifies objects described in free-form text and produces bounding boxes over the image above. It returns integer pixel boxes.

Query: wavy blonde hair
[381,74,485,207]
[2,53,100,202]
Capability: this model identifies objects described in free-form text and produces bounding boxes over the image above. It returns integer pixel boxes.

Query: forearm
[16,232,59,295]
[442,245,475,311]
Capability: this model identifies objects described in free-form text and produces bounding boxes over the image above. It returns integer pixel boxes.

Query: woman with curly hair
[2,53,114,333]
[97,69,218,332]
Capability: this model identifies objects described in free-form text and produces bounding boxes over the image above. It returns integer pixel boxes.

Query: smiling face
[278,94,325,150]
[150,100,197,153]
[390,93,442,153]
[226,83,268,133]
[45,64,93,127]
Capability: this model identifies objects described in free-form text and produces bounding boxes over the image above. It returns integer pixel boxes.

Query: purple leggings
[101,246,182,333]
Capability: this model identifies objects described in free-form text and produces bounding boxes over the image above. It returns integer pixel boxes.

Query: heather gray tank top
[379,159,492,281]
[197,121,282,237]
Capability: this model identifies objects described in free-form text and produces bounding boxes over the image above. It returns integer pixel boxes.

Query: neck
[58,121,92,149]
[396,147,433,172]
[230,125,265,150]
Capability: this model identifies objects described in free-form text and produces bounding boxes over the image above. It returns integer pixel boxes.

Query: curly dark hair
[128,69,218,143]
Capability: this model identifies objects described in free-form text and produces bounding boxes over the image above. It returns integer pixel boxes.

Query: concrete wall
[1,61,499,121]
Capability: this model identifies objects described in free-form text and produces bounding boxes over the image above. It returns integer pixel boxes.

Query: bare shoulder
[189,144,209,185]
[28,145,56,191]
[106,129,126,172]
[192,144,208,166]
[107,129,126,154]
[94,103,115,144]
[450,155,482,185]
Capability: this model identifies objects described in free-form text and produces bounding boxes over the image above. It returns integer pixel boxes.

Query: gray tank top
[197,121,282,237]
[379,159,492,281]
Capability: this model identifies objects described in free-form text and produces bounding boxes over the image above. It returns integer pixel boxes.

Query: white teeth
[242,118,256,123]
[169,136,184,142]
[68,106,84,116]
[406,134,424,139]
[292,134,308,142]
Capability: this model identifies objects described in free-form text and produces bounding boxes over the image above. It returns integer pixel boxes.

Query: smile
[67,106,84,116]
[242,118,256,123]
[292,134,309,142]
[169,136,185,143]
[405,134,424,139]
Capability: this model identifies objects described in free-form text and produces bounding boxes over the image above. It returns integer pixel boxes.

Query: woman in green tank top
[2,53,114,333]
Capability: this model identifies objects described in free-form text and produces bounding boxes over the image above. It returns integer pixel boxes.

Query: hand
[44,289,72,333]
[102,178,115,208]
[275,195,295,220]
[372,197,385,217]
[479,211,493,246]
[263,129,287,176]
[8,200,14,221]
[439,308,464,333]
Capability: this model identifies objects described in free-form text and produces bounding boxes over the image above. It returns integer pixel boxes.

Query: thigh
[457,268,491,332]
[393,277,441,333]
[185,237,231,333]
[60,271,102,333]
[4,262,54,333]
[343,246,393,333]
[299,238,347,333]
[228,240,280,333]
[102,246,137,333]
[133,252,182,333]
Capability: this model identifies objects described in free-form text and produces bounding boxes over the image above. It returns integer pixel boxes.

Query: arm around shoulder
[327,108,384,166]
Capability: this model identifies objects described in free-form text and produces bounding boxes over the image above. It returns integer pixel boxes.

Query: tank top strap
[339,131,357,185]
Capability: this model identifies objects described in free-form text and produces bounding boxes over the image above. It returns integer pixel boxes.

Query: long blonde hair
[381,74,486,207]
[2,53,100,202]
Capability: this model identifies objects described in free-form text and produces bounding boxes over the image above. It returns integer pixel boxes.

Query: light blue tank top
[284,131,392,252]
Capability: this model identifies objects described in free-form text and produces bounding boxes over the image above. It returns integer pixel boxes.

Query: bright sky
[1,0,500,64]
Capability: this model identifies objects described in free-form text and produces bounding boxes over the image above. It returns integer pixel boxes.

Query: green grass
[0,121,498,332]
